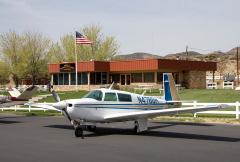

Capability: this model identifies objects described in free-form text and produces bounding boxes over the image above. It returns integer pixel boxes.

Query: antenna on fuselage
[109,82,115,90]
[141,90,146,96]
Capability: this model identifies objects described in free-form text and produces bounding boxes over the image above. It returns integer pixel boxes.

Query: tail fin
[163,73,180,102]
[17,86,38,100]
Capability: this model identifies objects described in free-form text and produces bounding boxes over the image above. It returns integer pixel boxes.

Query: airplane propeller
[51,89,72,122]
[51,90,61,102]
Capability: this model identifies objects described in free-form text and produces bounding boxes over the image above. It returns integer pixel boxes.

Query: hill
[113,52,162,60]
[113,47,239,75]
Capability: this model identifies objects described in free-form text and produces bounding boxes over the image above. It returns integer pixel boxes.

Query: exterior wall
[158,59,216,71]
[183,71,206,89]
[48,64,60,73]
[110,59,159,72]
[48,59,215,90]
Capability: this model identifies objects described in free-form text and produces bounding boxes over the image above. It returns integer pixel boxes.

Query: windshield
[83,90,103,101]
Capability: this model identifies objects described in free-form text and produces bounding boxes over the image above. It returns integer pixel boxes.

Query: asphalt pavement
[0,114,240,162]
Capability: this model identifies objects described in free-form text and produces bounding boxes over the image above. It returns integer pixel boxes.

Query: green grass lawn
[178,89,240,103]
[39,91,88,102]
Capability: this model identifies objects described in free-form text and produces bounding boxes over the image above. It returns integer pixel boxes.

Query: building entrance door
[120,74,131,85]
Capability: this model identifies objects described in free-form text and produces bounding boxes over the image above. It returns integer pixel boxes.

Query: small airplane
[27,73,228,138]
[0,86,38,107]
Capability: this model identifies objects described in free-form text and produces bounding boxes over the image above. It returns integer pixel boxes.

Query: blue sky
[0,0,240,55]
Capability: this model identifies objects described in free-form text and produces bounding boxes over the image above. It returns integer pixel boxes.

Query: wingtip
[219,104,230,109]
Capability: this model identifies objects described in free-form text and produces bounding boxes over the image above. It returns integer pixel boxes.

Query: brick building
[48,59,216,91]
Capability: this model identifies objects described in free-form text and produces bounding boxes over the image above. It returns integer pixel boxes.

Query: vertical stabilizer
[163,73,180,102]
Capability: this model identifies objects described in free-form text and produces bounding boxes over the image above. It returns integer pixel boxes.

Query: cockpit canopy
[83,90,103,101]
[83,90,132,102]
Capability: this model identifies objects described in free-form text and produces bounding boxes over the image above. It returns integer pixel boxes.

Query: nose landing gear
[74,126,84,138]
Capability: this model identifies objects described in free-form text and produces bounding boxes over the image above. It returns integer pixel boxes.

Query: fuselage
[65,89,169,122]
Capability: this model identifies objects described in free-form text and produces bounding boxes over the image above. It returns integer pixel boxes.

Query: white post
[236,101,239,119]
[29,104,31,112]
[193,100,197,118]
[44,102,46,112]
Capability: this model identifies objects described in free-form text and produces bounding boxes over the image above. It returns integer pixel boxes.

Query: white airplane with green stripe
[27,73,228,138]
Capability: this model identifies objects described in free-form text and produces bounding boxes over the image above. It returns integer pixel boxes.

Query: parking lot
[0,115,240,162]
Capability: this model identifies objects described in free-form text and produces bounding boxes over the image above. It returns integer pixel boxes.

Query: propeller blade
[51,90,61,102]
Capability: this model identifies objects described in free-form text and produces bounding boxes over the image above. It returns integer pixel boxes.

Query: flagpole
[75,31,78,90]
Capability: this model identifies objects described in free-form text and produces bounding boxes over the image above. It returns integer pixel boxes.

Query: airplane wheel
[75,126,83,138]
[87,125,96,132]
[134,125,138,134]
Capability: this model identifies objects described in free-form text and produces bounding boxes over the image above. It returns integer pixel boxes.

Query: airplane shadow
[151,121,214,127]
[0,120,22,124]
[148,121,213,130]
[45,125,74,130]
[0,116,22,124]
[44,123,239,142]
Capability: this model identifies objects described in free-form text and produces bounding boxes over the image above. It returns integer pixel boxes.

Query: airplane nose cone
[52,101,67,110]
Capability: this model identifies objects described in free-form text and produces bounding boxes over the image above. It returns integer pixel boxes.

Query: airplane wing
[25,103,61,112]
[0,101,28,107]
[104,104,229,121]
[8,88,21,98]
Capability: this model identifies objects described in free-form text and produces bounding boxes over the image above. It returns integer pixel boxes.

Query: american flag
[76,31,92,44]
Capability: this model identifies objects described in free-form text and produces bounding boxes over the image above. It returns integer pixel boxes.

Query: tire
[75,127,83,137]
[87,125,96,132]
[134,125,138,134]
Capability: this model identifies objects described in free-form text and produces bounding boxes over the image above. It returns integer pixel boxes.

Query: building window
[63,73,69,85]
[90,72,95,84]
[70,73,76,85]
[59,73,63,85]
[77,72,88,85]
[143,72,154,82]
[110,74,120,83]
[131,73,142,83]
[53,74,58,85]
[82,72,88,84]
[96,72,102,84]
[104,92,117,101]
[157,72,163,83]
[77,73,82,85]
[172,72,179,84]
[117,93,132,102]
[102,72,107,84]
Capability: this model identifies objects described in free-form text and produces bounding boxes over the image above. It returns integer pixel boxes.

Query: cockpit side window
[104,92,117,101]
[83,90,103,101]
[117,93,132,102]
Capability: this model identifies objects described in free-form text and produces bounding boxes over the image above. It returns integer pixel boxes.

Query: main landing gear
[72,120,97,138]
[134,119,148,134]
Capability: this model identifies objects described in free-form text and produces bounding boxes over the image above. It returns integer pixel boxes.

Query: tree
[218,60,227,79]
[0,31,23,87]
[20,32,50,85]
[49,24,119,62]
[0,61,9,84]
